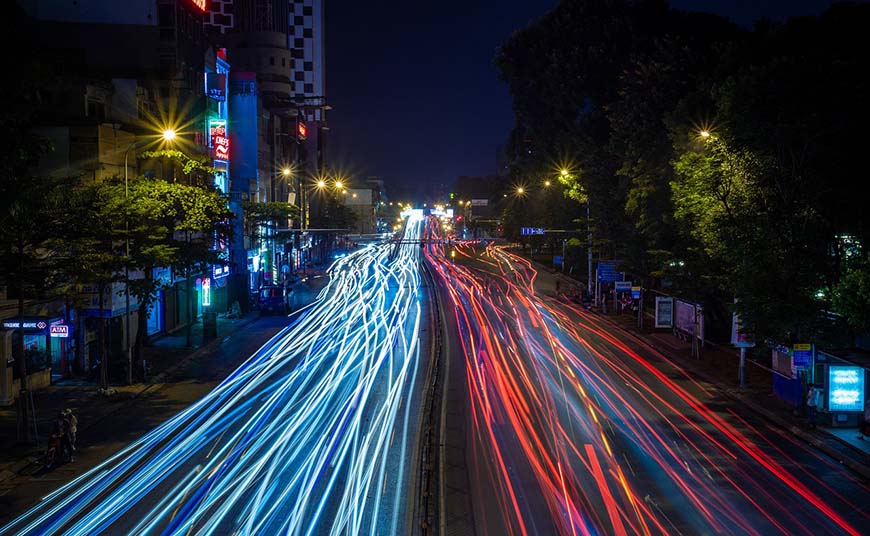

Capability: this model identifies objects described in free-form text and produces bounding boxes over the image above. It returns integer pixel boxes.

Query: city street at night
[426,238,869,535]
[3,1,870,534]
[2,217,430,534]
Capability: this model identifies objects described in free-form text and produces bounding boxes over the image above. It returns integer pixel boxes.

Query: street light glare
[282,168,292,176]
[544,180,551,187]
[516,187,525,194]
[162,129,177,141]
[317,180,326,188]
[335,181,344,189]
[700,130,711,138]
[560,169,569,177]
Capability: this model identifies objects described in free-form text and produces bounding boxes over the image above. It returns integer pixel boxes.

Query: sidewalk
[0,271,332,490]
[540,265,870,478]
[0,310,261,480]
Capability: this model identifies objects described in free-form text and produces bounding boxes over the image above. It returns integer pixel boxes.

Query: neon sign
[209,119,229,161]
[190,0,207,12]
[297,120,307,142]
[828,365,865,412]
[201,277,211,307]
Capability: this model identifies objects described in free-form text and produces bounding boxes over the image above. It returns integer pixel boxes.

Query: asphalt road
[1,216,431,535]
[427,238,870,536]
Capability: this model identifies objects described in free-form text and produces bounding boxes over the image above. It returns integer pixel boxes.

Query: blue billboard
[827,366,865,412]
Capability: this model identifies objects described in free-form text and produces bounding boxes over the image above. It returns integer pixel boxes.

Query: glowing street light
[162,129,177,141]
[317,180,326,189]
[560,168,569,177]
[700,130,711,138]
[335,180,344,189]
[516,187,525,195]
[544,180,551,187]
[282,167,292,176]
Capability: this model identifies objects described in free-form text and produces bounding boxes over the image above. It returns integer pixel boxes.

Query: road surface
[426,236,869,535]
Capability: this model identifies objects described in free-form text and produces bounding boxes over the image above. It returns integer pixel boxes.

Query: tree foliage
[496,0,870,344]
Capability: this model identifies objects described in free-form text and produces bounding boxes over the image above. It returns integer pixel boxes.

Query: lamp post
[122,129,176,383]
[561,168,593,297]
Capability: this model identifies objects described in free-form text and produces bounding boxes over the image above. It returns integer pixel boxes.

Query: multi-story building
[4,0,222,393]
[206,0,328,285]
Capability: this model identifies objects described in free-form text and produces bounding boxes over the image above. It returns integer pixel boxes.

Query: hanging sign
[50,324,70,338]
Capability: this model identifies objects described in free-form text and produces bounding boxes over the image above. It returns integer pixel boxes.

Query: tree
[118,178,234,350]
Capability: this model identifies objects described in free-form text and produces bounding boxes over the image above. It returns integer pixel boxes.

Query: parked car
[258,285,289,315]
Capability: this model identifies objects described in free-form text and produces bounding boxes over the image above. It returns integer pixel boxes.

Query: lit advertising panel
[209,119,229,162]
[827,365,865,412]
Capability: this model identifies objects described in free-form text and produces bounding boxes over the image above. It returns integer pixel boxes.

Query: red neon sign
[210,120,229,161]
[297,121,307,142]
[190,0,207,12]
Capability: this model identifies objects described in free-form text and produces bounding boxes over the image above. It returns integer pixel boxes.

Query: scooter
[44,431,72,469]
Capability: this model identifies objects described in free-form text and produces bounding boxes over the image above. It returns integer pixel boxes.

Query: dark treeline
[495,0,870,346]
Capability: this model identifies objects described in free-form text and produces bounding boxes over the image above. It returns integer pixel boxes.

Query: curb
[596,313,870,480]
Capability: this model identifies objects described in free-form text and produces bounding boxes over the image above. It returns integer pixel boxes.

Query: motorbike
[44,429,73,469]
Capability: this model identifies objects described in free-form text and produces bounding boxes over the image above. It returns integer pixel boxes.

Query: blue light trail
[2,215,427,536]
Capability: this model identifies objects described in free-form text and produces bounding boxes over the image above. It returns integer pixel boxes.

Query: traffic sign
[615,281,632,292]
[631,286,641,299]
[792,343,812,368]
[598,262,618,282]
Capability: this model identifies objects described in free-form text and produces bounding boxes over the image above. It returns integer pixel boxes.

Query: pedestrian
[63,408,78,458]
[806,383,822,429]
[858,400,870,440]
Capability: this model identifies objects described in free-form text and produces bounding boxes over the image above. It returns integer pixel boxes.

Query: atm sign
[50,324,70,338]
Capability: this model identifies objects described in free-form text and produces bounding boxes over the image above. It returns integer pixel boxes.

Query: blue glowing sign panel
[598,262,617,282]
[520,227,545,236]
[827,366,865,412]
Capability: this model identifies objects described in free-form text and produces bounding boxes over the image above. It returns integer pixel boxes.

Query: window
[303,6,313,16]
[281,58,286,67]
[291,49,304,58]
[295,71,305,81]
[304,83,313,93]
[269,56,275,65]
[303,28,313,38]
[294,16,303,25]
[304,61,313,71]
[294,38,304,48]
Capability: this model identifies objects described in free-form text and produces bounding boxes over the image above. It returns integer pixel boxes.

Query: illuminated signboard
[190,0,207,12]
[2,319,48,332]
[50,323,70,338]
[201,278,211,307]
[205,73,227,102]
[297,120,307,142]
[209,120,229,161]
[521,227,546,236]
[827,365,865,412]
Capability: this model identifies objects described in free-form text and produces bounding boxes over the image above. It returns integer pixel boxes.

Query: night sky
[326,0,852,198]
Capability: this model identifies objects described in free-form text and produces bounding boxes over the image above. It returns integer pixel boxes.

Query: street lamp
[559,168,592,296]
[516,187,525,195]
[120,127,177,384]
[699,130,711,138]
[544,180,551,187]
